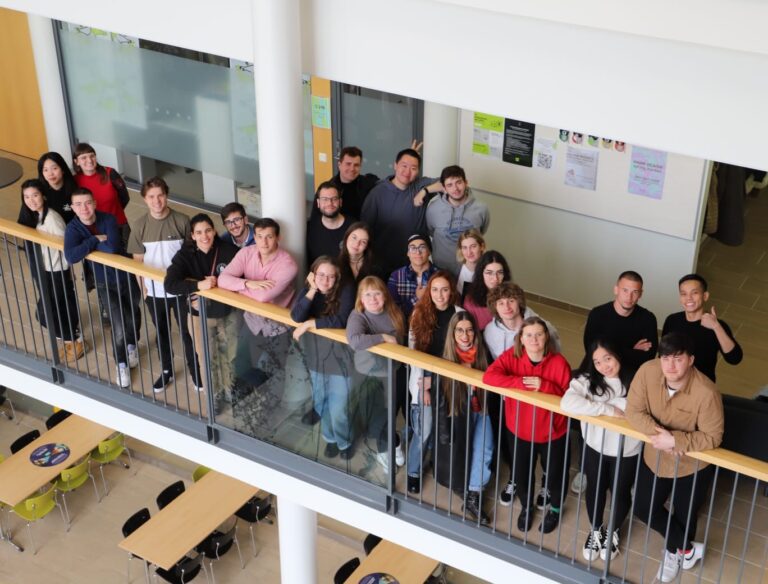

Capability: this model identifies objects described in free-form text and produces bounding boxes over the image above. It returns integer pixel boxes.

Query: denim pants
[407,402,433,478]
[468,412,494,492]
[97,279,141,365]
[310,370,353,451]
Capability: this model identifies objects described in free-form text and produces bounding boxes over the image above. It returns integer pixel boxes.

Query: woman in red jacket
[483,315,571,534]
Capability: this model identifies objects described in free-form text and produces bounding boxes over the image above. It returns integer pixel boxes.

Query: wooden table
[119,470,258,570]
[345,540,439,584]
[0,414,114,507]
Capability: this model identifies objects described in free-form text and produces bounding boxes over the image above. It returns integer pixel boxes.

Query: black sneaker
[213,392,226,416]
[535,487,551,510]
[583,529,604,561]
[539,509,560,534]
[301,409,321,425]
[153,370,174,393]
[324,442,339,458]
[499,480,516,507]
[517,507,534,532]
[463,491,490,526]
[407,475,421,494]
[339,444,355,460]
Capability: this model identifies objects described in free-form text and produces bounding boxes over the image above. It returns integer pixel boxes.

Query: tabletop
[119,470,259,570]
[345,540,439,584]
[0,414,114,507]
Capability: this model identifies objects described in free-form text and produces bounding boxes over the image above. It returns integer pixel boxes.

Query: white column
[252,0,306,262]
[277,497,317,584]
[422,102,460,178]
[27,15,72,161]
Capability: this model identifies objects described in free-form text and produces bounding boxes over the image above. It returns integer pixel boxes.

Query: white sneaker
[395,444,405,467]
[583,529,603,561]
[127,345,139,368]
[656,550,681,583]
[116,364,130,388]
[681,542,704,570]
[571,471,587,494]
[600,526,619,561]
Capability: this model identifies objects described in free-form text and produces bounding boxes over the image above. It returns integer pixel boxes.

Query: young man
[583,271,658,374]
[323,146,378,221]
[64,188,142,388]
[662,274,742,382]
[305,181,353,265]
[626,332,724,583]
[127,177,201,393]
[218,218,298,414]
[426,165,489,274]
[220,202,255,248]
[387,234,438,321]
[361,148,442,275]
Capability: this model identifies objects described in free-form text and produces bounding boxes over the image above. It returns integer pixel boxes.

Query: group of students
[17,143,739,583]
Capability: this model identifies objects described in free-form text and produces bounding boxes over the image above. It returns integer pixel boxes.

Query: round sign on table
[29,443,71,467]
[359,574,399,584]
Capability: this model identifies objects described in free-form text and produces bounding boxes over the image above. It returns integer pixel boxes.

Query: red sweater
[483,349,571,443]
[75,169,127,225]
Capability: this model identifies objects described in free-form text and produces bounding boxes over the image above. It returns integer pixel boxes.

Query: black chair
[333,557,361,584]
[122,507,151,583]
[10,429,40,454]
[363,533,382,555]
[156,480,186,510]
[45,409,72,430]
[196,522,244,583]
[0,386,16,422]
[235,495,273,557]
[155,553,205,584]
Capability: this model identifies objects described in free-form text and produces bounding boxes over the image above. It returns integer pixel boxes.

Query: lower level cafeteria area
[0,388,486,584]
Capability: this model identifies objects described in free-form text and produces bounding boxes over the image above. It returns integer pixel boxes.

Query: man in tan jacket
[626,332,724,583]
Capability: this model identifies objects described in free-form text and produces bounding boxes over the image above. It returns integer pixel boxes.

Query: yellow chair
[54,453,101,530]
[10,484,66,554]
[91,433,133,496]
[192,465,211,482]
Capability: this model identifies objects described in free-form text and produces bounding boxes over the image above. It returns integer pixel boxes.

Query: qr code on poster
[536,151,553,169]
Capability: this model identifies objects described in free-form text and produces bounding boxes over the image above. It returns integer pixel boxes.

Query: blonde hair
[513,316,557,358]
[354,276,405,340]
[456,228,486,264]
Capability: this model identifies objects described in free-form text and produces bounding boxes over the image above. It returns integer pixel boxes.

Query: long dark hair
[37,152,77,191]
[441,311,488,415]
[18,179,49,228]
[338,221,375,284]
[466,250,511,308]
[73,142,109,184]
[410,270,458,352]
[575,338,634,398]
[308,256,342,317]
[187,213,221,250]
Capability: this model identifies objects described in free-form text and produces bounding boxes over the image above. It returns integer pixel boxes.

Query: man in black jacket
[311,146,378,221]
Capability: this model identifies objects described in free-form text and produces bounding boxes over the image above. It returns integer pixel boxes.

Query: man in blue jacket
[64,188,142,388]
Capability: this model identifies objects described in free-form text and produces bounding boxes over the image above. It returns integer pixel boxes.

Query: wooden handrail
[3,218,767,483]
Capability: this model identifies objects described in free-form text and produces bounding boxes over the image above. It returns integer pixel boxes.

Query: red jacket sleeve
[482,350,527,391]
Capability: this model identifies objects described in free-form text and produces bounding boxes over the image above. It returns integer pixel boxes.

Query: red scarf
[455,345,477,365]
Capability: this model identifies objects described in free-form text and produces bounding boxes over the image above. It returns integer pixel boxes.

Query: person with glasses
[306,181,354,265]
[462,250,512,331]
[219,202,255,248]
[387,234,439,321]
[310,146,378,221]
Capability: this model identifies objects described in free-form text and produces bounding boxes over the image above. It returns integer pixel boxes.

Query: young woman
[483,316,571,535]
[406,270,462,494]
[437,311,493,525]
[337,222,383,287]
[291,257,356,459]
[37,152,77,224]
[455,229,486,297]
[463,250,511,331]
[164,214,239,410]
[18,179,83,362]
[561,340,642,562]
[73,143,131,245]
[346,276,406,470]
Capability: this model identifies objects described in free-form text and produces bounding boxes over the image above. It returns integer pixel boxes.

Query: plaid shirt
[387,263,438,320]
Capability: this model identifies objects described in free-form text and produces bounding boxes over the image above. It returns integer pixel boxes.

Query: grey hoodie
[425,191,489,274]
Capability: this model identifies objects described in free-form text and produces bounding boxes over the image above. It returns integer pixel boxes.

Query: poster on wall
[311,96,331,129]
[628,146,667,199]
[564,146,599,190]
[472,112,504,159]
[502,119,535,167]
[533,138,556,171]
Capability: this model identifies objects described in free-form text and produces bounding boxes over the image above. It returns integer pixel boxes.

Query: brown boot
[64,339,86,361]
[57,341,66,362]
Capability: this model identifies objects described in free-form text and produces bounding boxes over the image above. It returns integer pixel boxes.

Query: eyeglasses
[408,244,428,253]
[318,196,340,204]
[224,216,245,227]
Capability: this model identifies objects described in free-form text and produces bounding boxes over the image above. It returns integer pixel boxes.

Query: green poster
[472,112,504,158]
[311,96,331,129]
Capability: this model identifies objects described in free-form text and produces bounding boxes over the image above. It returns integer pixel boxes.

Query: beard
[321,209,340,219]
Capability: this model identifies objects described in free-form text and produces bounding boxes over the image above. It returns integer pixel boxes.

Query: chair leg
[248,524,258,557]
[234,534,245,569]
[100,464,109,496]
[122,447,133,470]
[90,473,102,503]
[59,492,72,531]
[26,522,37,555]
[126,553,132,584]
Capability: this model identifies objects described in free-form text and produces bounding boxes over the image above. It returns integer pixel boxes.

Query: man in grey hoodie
[361,148,441,275]
[426,165,490,274]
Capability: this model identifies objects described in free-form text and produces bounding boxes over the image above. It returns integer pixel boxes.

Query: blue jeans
[469,412,494,492]
[310,370,352,451]
[407,403,432,477]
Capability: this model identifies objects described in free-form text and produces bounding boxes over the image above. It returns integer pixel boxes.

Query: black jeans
[145,295,200,382]
[34,268,80,342]
[507,431,568,510]
[97,279,141,365]
[583,445,638,532]
[633,460,715,552]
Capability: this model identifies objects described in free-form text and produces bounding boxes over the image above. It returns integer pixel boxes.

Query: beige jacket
[626,359,723,478]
